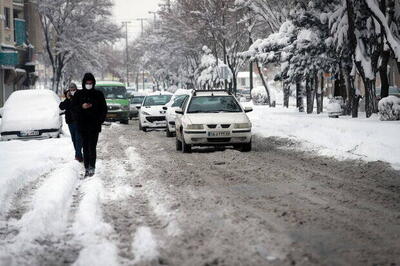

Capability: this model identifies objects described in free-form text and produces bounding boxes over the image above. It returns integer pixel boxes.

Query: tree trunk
[380,50,390,98]
[316,73,323,114]
[342,65,354,115]
[364,79,373,118]
[306,78,313,114]
[255,60,271,106]
[296,82,304,112]
[283,83,289,108]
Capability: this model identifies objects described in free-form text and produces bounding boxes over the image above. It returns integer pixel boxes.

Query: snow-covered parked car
[0,89,62,141]
[164,89,192,137]
[138,92,173,132]
[251,86,276,106]
[327,96,345,118]
[175,90,253,153]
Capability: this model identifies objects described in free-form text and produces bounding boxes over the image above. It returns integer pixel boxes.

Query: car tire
[176,138,182,151]
[121,119,129,125]
[139,122,143,130]
[182,138,192,153]
[166,126,173,138]
[241,141,252,152]
[142,127,147,132]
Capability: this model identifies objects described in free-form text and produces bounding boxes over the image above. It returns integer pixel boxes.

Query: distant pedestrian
[72,73,107,177]
[59,83,83,162]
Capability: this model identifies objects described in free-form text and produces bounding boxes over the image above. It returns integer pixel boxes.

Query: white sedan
[138,92,173,132]
[164,91,191,137]
[0,89,62,141]
[175,90,253,153]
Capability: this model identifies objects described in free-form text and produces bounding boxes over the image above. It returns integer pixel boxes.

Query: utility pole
[148,11,157,29]
[136,18,147,90]
[122,21,131,87]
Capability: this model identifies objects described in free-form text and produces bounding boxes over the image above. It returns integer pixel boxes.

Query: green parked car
[96,81,130,124]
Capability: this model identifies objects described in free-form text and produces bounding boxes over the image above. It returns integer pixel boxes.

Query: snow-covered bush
[378,96,400,121]
[251,86,269,105]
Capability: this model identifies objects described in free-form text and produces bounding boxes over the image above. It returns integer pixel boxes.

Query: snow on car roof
[147,91,173,96]
[193,90,230,96]
[96,81,125,87]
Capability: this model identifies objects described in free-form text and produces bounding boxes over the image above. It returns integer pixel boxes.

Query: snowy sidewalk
[248,106,400,169]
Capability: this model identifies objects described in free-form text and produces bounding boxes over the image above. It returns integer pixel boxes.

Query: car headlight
[186,124,204,130]
[234,123,251,129]
[142,111,151,116]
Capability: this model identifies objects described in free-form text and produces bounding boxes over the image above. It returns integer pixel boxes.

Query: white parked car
[175,90,253,153]
[138,92,173,132]
[129,91,147,119]
[164,89,192,137]
[327,96,345,118]
[0,89,62,141]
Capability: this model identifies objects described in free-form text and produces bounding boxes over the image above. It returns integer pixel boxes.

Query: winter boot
[88,167,95,177]
[83,169,90,178]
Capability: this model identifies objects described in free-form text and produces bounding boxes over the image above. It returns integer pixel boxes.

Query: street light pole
[122,21,131,87]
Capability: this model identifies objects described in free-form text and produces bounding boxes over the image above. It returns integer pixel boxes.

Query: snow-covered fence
[378,96,400,121]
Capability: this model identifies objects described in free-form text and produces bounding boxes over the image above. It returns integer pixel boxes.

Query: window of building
[240,78,246,86]
[4,8,11,29]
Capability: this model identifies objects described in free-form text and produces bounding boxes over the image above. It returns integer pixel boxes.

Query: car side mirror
[244,107,253,113]
[175,108,184,115]
[136,105,141,109]
[163,106,168,111]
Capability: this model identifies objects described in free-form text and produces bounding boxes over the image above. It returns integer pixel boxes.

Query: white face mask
[70,90,76,96]
[85,84,93,90]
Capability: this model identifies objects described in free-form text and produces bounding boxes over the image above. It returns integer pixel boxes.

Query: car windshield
[389,87,400,94]
[172,95,188,107]
[187,96,242,113]
[96,86,127,99]
[131,96,145,104]
[143,95,172,106]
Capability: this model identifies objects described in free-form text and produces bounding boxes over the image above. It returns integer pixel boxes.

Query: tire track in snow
[97,125,177,265]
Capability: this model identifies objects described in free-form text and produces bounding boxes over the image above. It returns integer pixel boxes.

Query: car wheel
[182,138,192,153]
[241,141,252,152]
[166,126,173,138]
[176,138,182,151]
[121,119,129,124]
[142,127,147,132]
[139,122,143,130]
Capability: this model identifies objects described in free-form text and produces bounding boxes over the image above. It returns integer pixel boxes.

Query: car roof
[96,81,125,87]
[147,91,173,96]
[193,90,230,97]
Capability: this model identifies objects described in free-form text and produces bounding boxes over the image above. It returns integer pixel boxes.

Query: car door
[175,96,190,140]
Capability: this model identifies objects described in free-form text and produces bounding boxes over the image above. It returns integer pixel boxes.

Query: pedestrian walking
[72,73,107,177]
[59,83,83,162]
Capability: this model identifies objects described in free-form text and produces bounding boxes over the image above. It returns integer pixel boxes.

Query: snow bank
[248,106,400,169]
[17,162,80,240]
[132,226,159,263]
[0,137,74,215]
[378,96,400,121]
[72,168,119,266]
[1,89,61,132]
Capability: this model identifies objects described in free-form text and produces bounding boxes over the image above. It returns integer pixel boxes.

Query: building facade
[0,0,41,107]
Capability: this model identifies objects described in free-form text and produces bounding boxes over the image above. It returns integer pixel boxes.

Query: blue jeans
[68,123,83,158]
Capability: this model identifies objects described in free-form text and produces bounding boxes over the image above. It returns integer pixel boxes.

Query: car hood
[185,113,250,125]
[141,105,166,116]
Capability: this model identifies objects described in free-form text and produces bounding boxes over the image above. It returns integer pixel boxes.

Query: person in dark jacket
[72,73,107,177]
[59,83,83,162]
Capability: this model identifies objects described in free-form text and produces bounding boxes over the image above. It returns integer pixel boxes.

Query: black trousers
[80,130,99,169]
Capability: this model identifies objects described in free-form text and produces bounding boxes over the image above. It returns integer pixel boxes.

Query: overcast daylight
[0,0,399,265]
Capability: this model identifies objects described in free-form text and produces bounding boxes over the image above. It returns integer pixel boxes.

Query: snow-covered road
[0,113,399,266]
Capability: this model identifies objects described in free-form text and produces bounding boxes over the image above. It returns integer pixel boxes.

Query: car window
[131,96,145,104]
[96,86,127,99]
[172,95,188,107]
[143,95,172,106]
[187,96,242,113]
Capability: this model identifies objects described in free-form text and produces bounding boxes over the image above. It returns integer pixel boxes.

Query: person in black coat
[72,73,107,177]
[59,83,83,162]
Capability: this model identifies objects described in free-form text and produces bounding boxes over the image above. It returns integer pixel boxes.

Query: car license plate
[208,131,230,137]
[20,130,40,137]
